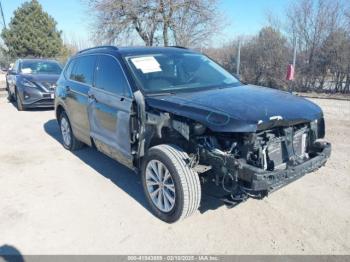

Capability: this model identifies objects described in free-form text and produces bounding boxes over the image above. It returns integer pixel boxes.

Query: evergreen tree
[1,0,63,58]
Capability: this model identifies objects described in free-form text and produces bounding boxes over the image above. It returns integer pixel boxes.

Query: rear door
[65,55,97,144]
[88,54,134,168]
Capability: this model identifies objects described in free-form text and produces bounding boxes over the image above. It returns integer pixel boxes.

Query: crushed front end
[195,118,331,206]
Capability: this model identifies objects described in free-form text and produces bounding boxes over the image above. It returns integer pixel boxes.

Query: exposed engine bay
[194,118,330,206]
[135,105,331,207]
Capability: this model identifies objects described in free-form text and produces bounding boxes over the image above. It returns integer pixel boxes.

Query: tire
[141,144,201,223]
[15,91,25,111]
[7,88,14,102]
[59,111,84,151]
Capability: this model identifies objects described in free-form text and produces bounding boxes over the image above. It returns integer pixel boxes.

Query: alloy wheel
[60,117,71,147]
[145,160,176,212]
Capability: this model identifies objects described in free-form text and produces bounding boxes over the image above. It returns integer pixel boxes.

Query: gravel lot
[0,79,349,255]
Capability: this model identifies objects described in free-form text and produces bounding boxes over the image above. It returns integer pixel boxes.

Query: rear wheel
[59,111,84,151]
[141,144,201,223]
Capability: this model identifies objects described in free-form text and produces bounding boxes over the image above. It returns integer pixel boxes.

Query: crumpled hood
[20,73,60,83]
[145,84,323,132]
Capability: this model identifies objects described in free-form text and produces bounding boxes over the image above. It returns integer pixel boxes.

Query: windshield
[125,53,239,93]
[20,60,62,75]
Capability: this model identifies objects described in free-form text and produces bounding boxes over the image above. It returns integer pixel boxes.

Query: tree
[319,30,350,93]
[286,0,343,90]
[240,27,290,89]
[88,0,222,47]
[166,0,222,47]
[1,0,63,58]
[205,0,350,94]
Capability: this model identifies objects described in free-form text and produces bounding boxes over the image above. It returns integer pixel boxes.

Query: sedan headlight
[20,78,37,88]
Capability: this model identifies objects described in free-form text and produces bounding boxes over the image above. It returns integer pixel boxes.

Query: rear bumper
[238,141,331,194]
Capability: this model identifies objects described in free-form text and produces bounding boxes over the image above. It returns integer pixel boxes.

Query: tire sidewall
[7,89,13,102]
[59,112,73,150]
[16,90,24,111]
[141,147,185,223]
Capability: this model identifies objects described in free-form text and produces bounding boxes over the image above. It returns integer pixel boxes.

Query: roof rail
[168,45,188,49]
[77,45,119,54]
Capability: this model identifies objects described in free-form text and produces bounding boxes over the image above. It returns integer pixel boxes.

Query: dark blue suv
[55,46,331,223]
[7,59,62,110]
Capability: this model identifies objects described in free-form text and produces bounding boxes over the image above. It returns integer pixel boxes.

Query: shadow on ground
[43,119,227,215]
[43,119,150,213]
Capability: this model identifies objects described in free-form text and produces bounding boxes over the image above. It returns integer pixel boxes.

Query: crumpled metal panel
[88,88,133,168]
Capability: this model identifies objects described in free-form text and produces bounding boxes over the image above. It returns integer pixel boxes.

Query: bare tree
[240,27,290,89]
[169,0,223,47]
[88,0,222,47]
[205,0,350,94]
[88,0,161,46]
[286,0,344,90]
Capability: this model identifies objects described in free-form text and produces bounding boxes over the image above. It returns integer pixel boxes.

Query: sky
[1,0,291,47]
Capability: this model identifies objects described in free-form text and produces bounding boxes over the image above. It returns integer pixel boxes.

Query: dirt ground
[0,79,349,254]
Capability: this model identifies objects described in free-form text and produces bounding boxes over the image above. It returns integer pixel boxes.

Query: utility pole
[236,39,241,76]
[0,0,6,29]
[292,37,297,70]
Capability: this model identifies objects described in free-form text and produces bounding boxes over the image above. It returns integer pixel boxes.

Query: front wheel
[15,91,25,111]
[7,87,14,102]
[141,144,201,223]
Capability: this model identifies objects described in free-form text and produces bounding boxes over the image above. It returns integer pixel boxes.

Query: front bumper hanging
[200,140,331,206]
[238,141,331,193]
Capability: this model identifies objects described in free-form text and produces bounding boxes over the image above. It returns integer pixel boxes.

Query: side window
[95,55,129,96]
[64,59,75,79]
[71,55,96,85]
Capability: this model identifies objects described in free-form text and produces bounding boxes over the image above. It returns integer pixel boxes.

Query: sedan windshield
[20,60,62,75]
[126,53,239,93]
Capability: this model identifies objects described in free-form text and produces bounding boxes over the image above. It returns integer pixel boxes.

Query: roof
[76,46,198,57]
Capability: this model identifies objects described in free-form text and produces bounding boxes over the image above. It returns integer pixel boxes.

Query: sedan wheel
[16,92,24,111]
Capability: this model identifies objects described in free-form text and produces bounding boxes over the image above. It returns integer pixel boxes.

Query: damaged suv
[55,46,331,223]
